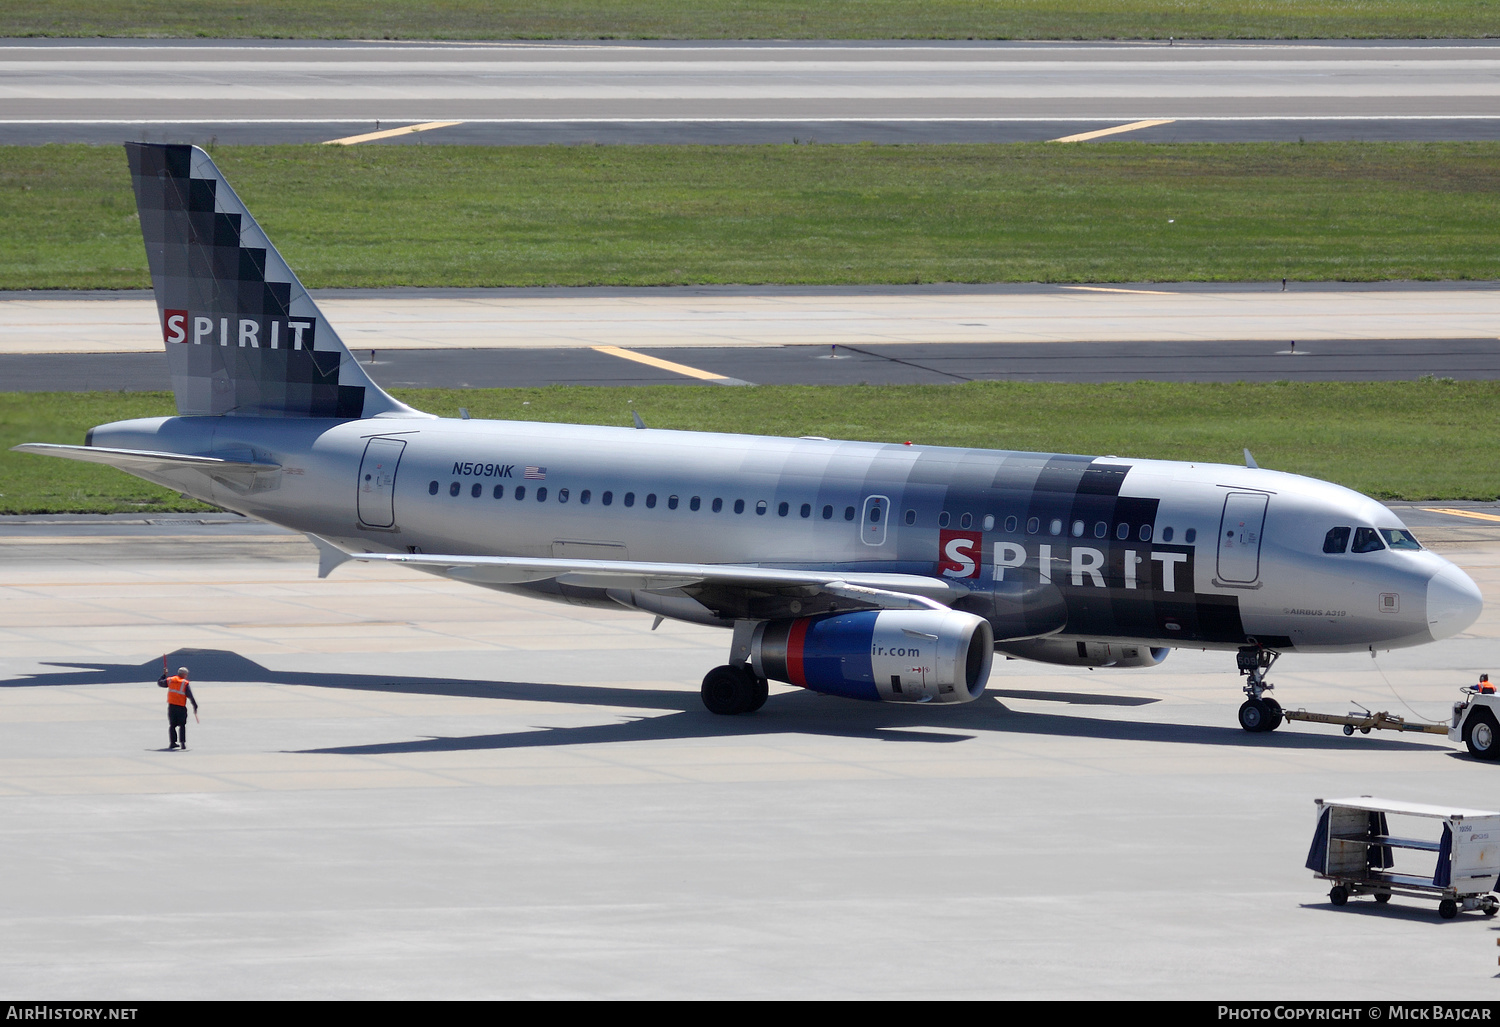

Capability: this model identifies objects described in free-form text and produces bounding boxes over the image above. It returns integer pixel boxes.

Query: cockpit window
[1323,526,1350,554]
[1380,528,1423,551]
[1351,527,1386,554]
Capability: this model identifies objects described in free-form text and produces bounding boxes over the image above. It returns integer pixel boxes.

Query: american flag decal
[524,466,547,480]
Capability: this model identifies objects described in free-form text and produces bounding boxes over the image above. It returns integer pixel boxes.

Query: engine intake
[750,609,994,704]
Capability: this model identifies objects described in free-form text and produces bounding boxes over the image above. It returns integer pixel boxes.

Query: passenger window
[1004,516,1017,532]
[537,487,547,502]
[645,493,656,508]
[1380,528,1423,551]
[713,498,723,513]
[449,481,460,497]
[802,504,812,518]
[869,505,881,523]
[602,491,612,506]
[471,483,482,498]
[1071,520,1084,537]
[778,502,789,517]
[1161,527,1173,542]
[960,513,972,529]
[905,509,916,526]
[624,492,635,508]
[1185,528,1197,543]
[756,500,768,516]
[844,506,855,522]
[1026,517,1039,534]
[515,485,526,500]
[429,481,439,495]
[1352,527,1385,553]
[1323,526,1351,554]
[1116,523,1129,540]
[734,499,745,514]
[580,490,590,505]
[822,505,833,520]
[983,515,995,531]
[938,512,950,528]
[1139,524,1152,542]
[1049,519,1062,536]
[668,495,678,510]
[493,484,504,499]
[690,496,701,511]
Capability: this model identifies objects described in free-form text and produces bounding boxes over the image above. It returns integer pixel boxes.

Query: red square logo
[938,529,983,578]
[163,309,189,344]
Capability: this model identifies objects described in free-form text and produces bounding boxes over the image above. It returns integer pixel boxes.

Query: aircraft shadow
[2,648,1443,756]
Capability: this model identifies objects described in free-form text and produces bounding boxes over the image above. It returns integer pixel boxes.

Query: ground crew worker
[1480,674,1495,694]
[157,665,199,750]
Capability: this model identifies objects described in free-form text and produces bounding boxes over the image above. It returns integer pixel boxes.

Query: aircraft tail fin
[124,142,422,420]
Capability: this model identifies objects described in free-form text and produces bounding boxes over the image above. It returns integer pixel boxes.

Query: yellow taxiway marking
[1060,285,1177,296]
[592,345,729,381]
[323,121,464,146]
[1420,507,1500,523]
[1051,119,1176,143]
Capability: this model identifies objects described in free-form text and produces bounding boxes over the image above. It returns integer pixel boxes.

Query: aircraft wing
[342,550,967,615]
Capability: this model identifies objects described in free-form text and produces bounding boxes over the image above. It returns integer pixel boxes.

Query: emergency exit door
[357,437,407,529]
[860,495,890,546]
[1217,492,1268,584]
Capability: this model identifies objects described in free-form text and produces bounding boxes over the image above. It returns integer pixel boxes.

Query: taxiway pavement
[5,39,1500,145]
[2,509,1499,998]
[4,283,1497,388]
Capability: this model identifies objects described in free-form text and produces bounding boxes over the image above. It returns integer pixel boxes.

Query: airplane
[13,143,1486,735]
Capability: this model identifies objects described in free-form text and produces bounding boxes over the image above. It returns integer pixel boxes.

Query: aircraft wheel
[1439,899,1459,920]
[1464,709,1500,760]
[1262,697,1284,731]
[1329,885,1349,906]
[1238,699,1273,733]
[701,664,760,715]
[1374,891,1392,905]
[745,672,769,713]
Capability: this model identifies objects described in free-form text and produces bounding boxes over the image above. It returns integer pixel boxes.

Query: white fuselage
[86,413,1483,655]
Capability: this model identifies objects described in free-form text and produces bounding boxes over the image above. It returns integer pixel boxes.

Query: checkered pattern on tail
[125,143,417,419]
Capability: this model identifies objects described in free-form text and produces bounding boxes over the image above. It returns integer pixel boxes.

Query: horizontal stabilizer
[11,443,279,476]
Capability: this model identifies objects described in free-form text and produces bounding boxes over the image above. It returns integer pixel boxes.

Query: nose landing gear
[1237,645,1283,733]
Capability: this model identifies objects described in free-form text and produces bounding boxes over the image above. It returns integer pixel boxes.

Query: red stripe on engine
[786,617,810,687]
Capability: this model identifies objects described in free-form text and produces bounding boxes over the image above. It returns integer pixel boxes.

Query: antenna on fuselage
[1244,449,1259,469]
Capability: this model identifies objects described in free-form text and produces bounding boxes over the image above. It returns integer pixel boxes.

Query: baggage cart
[1306,797,1500,919]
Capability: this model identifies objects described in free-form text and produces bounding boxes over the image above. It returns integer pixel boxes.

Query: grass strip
[2,379,1495,514]
[4,1,1497,40]
[5,142,1500,291]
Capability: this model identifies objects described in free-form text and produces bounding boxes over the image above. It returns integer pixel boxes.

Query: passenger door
[357,437,407,529]
[1217,492,1268,584]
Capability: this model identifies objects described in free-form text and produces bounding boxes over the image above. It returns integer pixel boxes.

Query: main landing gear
[701,664,769,716]
[1237,645,1284,733]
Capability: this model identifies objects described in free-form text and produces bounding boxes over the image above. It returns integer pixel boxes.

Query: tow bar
[1281,705,1449,736]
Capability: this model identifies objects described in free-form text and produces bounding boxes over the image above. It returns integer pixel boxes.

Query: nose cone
[1428,564,1484,641]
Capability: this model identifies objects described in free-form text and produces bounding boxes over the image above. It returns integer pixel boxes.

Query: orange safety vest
[166,675,189,706]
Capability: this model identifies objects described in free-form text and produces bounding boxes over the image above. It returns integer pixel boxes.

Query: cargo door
[357,437,406,529]
[1217,491,1268,584]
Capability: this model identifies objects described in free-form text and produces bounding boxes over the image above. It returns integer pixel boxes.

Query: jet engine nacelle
[750,609,994,704]
[994,638,1170,669]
